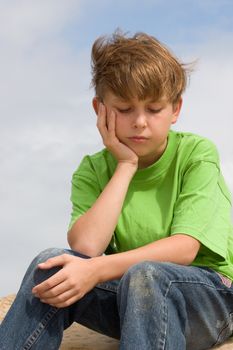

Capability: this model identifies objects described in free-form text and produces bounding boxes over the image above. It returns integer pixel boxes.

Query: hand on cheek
[97,103,138,167]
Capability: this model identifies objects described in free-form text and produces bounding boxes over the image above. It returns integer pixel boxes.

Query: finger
[97,103,107,126]
[107,110,116,135]
[97,104,108,140]
[48,293,83,308]
[40,285,77,306]
[98,102,106,117]
[36,279,69,299]
[97,102,107,125]
[32,268,66,295]
[37,254,68,270]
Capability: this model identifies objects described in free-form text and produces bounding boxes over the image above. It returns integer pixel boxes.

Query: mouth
[128,136,149,143]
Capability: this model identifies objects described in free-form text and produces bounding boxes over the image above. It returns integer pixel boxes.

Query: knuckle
[57,294,65,302]
[69,279,77,289]
[46,281,52,289]
[46,258,53,264]
[48,290,54,297]
[61,254,69,262]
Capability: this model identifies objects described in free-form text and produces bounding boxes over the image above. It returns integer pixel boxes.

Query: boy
[1,31,233,350]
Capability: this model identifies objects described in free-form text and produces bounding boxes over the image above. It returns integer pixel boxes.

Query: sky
[0,0,233,296]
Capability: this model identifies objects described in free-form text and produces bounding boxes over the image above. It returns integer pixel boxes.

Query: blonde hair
[91,30,192,103]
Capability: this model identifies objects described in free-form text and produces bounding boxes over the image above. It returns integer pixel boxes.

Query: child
[1,30,233,350]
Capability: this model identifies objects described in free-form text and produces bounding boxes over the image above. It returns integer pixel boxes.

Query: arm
[68,103,138,256]
[94,233,201,282]
[32,233,200,308]
[68,161,137,256]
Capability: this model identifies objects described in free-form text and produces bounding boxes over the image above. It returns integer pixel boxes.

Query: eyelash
[148,108,162,114]
[117,108,162,114]
[118,108,131,113]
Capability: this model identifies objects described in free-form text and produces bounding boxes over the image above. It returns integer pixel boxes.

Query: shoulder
[72,148,116,179]
[172,130,220,166]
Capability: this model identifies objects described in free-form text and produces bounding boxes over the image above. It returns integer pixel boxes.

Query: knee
[119,261,162,296]
[27,248,88,287]
[125,260,160,281]
[120,261,175,298]
[29,248,66,279]
[117,262,167,314]
[32,247,68,266]
[31,248,68,286]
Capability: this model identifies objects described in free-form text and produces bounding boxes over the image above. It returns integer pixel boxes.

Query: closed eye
[148,108,163,114]
[117,108,132,113]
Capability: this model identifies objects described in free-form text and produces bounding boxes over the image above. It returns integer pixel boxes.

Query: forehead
[104,92,167,105]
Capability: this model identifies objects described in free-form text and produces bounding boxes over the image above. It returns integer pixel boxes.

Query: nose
[133,112,147,129]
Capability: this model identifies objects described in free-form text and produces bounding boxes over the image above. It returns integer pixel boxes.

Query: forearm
[68,162,137,256]
[94,234,201,282]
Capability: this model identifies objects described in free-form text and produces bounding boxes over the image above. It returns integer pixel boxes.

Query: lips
[128,136,149,143]
[129,136,148,140]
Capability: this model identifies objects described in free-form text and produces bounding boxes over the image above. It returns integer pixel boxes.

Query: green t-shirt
[69,130,233,280]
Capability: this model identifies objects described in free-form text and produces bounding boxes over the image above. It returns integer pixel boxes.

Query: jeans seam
[157,278,221,350]
[157,280,172,350]
[23,307,59,349]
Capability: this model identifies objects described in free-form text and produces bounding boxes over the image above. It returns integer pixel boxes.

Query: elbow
[183,243,200,265]
[71,243,102,257]
[182,252,198,266]
[173,234,201,266]
[67,230,103,257]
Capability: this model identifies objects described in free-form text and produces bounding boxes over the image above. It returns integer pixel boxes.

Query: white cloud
[0,0,81,48]
[175,34,233,161]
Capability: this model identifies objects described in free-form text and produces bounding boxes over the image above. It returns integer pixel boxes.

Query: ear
[92,96,101,115]
[171,98,183,124]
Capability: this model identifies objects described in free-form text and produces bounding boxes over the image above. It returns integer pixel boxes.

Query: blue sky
[0,0,233,296]
[71,0,233,47]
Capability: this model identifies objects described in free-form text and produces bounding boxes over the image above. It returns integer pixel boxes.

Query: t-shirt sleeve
[171,140,232,259]
[68,156,101,231]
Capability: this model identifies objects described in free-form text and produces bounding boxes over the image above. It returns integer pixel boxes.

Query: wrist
[89,255,106,284]
[90,254,127,283]
[116,160,138,174]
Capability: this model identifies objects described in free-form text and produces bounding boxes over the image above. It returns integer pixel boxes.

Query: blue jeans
[0,248,233,349]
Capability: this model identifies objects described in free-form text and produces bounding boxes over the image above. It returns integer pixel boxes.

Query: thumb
[37,254,68,269]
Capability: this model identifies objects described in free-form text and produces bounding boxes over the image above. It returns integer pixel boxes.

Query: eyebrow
[111,96,167,105]
[111,97,129,103]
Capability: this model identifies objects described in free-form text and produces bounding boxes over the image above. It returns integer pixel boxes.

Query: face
[93,92,182,168]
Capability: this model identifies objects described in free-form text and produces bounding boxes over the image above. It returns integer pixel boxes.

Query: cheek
[115,117,126,137]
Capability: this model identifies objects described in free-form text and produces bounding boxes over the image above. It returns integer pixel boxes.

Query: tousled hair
[91,30,192,103]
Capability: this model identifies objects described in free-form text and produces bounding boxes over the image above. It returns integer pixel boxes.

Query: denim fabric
[0,248,233,349]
